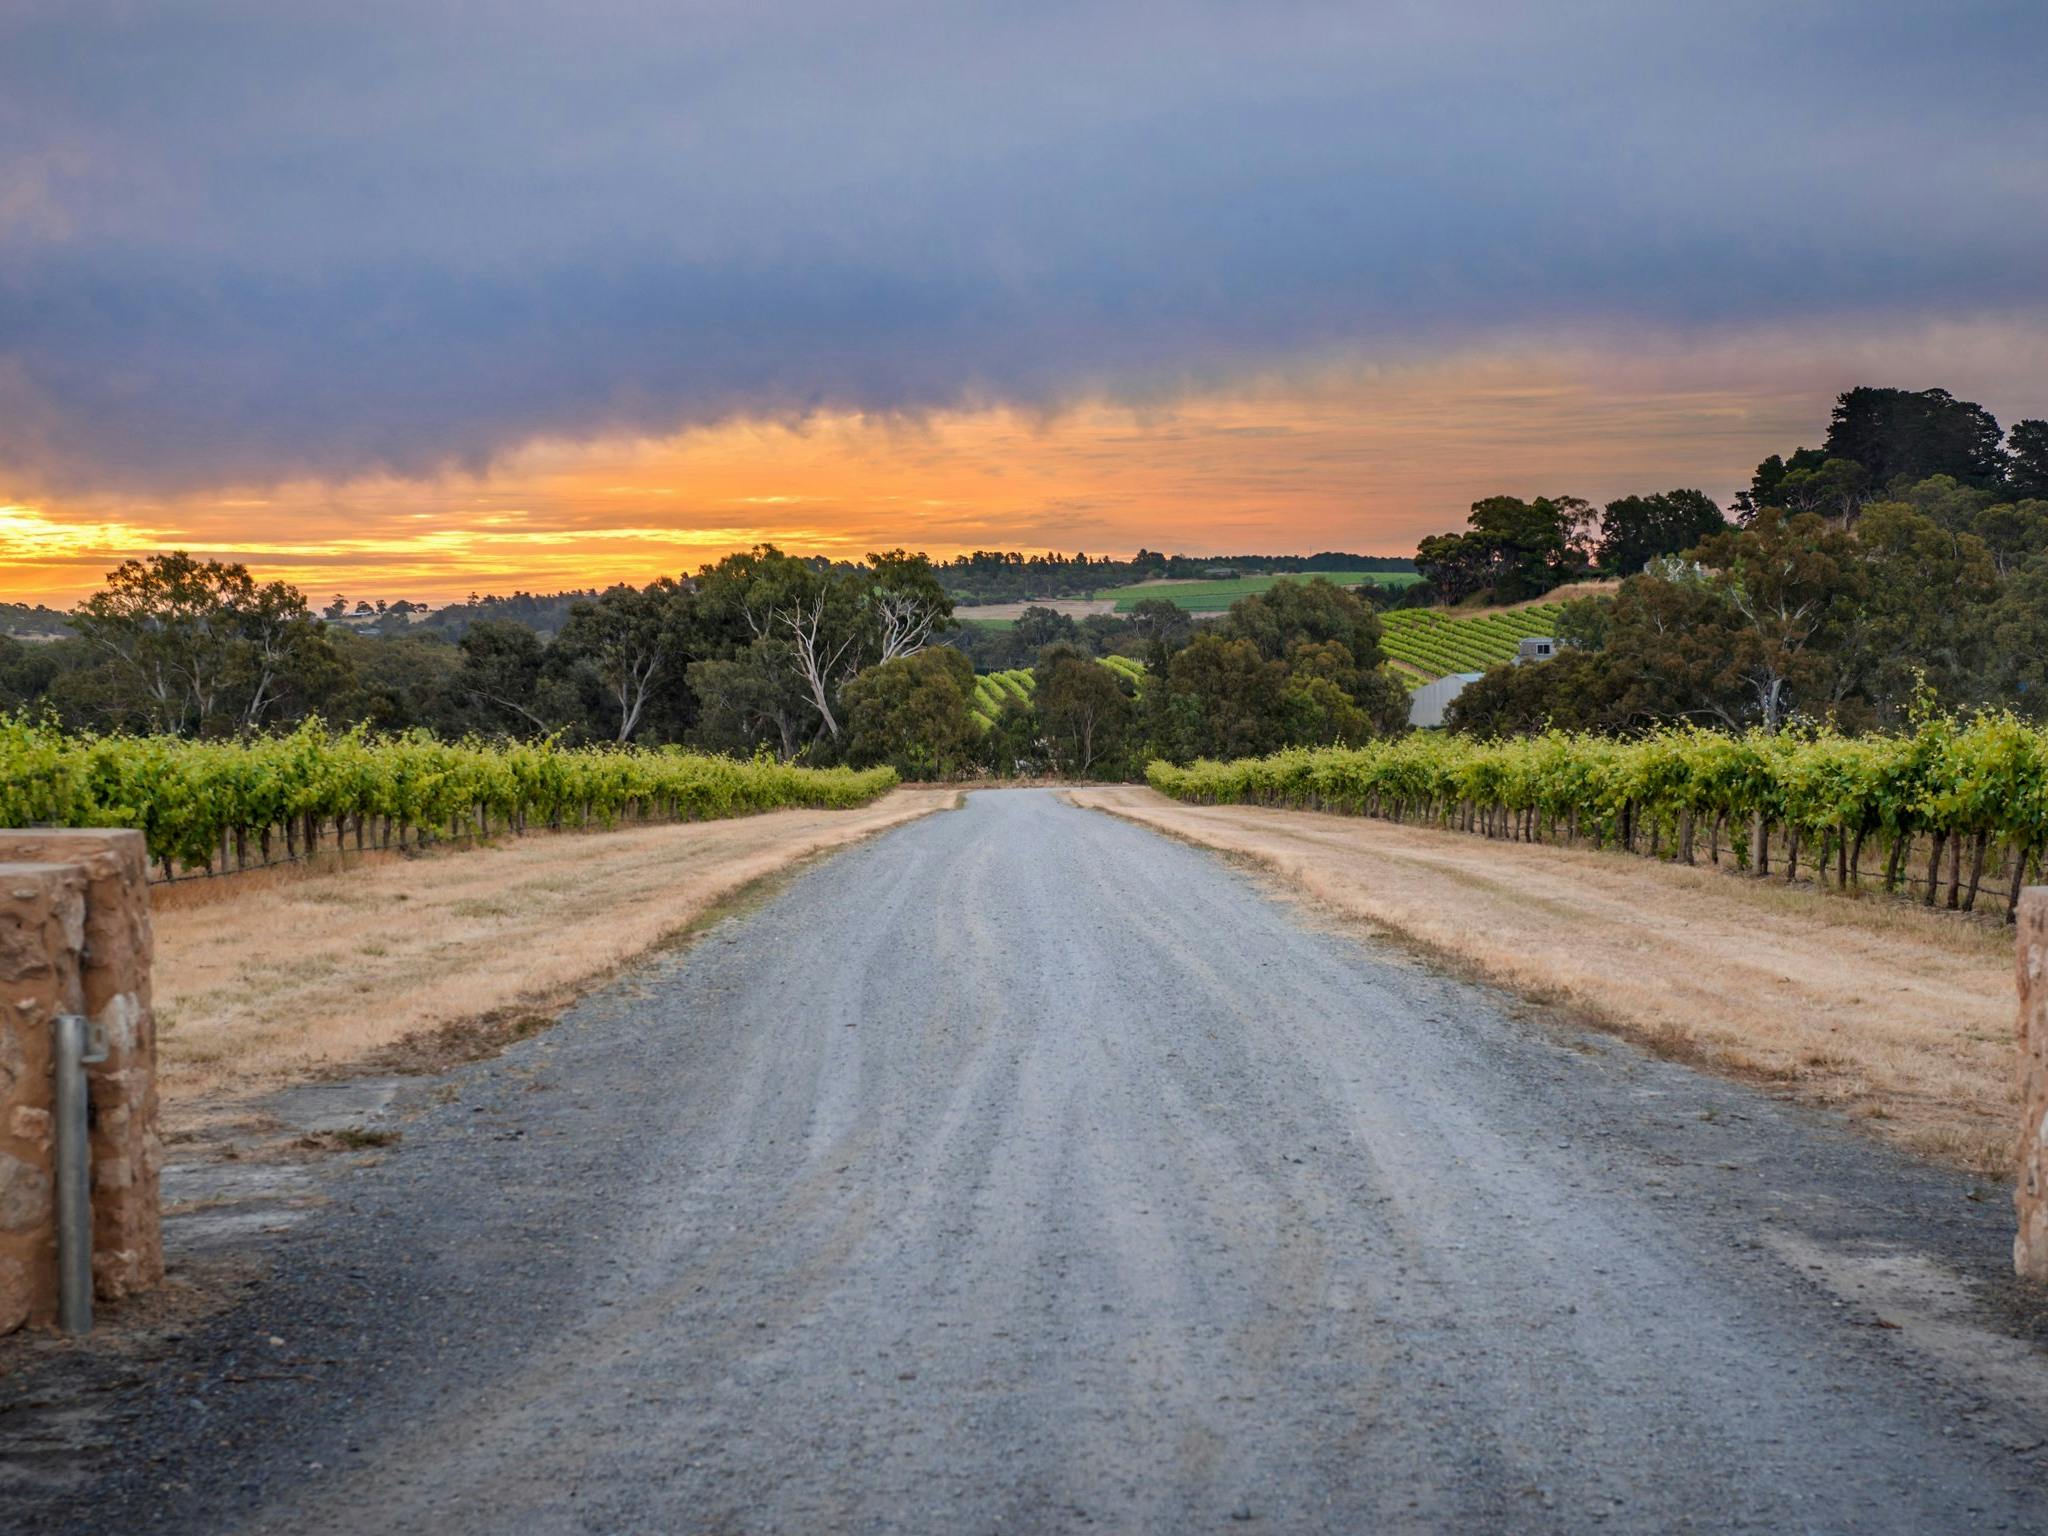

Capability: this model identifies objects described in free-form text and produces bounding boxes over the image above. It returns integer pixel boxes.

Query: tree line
[1,547,959,754]
[0,538,1395,780]
[0,548,1410,781]
[1445,386,2048,736]
[1409,385,2048,610]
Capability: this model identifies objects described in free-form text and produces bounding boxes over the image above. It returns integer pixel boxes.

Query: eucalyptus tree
[690,546,951,749]
[452,620,556,737]
[1594,490,1728,574]
[71,551,332,735]
[552,579,691,742]
[1032,644,1136,778]
[1690,510,1865,734]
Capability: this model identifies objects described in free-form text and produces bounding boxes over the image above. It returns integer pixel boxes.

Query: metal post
[54,1012,98,1334]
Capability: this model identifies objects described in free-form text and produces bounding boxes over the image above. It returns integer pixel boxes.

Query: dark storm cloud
[2,0,2044,492]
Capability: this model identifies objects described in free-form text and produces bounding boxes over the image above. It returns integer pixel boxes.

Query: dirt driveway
[4,790,2045,1533]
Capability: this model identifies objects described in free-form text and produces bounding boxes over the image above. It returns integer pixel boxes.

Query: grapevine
[1147,714,2048,918]
[0,718,899,879]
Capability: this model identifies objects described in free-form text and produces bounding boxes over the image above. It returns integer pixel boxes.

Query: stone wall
[0,861,87,1332]
[0,829,161,1331]
[2020,888,2048,1281]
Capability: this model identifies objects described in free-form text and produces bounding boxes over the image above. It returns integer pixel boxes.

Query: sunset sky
[4,2,2047,604]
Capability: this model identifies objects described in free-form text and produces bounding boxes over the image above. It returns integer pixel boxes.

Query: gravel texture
[5,787,2047,1533]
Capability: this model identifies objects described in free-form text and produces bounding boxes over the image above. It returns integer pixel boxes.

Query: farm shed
[1407,672,1484,730]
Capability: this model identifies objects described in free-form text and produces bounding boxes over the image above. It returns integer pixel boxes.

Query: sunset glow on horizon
[8,318,2045,606]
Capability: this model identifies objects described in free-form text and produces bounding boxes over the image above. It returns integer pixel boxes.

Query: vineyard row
[1147,717,2048,920]
[0,720,899,880]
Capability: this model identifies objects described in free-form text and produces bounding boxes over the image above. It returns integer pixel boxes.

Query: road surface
[6,789,2047,1533]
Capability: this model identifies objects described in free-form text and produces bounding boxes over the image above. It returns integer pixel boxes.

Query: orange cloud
[4,319,2043,606]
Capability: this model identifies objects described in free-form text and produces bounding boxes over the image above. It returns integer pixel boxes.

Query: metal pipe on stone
[53,1012,101,1332]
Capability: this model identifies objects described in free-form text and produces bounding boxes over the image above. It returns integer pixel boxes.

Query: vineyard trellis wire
[1147,714,2048,921]
[0,718,900,883]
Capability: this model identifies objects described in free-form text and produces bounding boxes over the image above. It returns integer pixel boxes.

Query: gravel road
[7,788,2048,1533]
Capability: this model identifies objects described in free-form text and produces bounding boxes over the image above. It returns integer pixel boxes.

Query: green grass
[1103,569,1420,613]
[953,570,1420,622]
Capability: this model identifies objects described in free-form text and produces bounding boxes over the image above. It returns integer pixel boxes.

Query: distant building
[1407,636,1560,728]
[1408,672,1484,730]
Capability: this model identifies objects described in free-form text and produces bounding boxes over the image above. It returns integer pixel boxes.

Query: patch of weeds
[360,1009,557,1075]
[298,1126,401,1152]
[303,886,373,908]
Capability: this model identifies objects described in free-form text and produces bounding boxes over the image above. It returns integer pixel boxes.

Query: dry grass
[150,790,956,1122]
[1451,578,1622,616]
[1070,787,2021,1175]
[951,598,1118,621]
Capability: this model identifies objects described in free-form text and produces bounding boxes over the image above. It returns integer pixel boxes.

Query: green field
[1378,605,1562,681]
[1104,569,1420,613]
[951,570,1421,626]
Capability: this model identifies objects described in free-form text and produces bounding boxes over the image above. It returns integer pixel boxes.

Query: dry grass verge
[152,789,956,1124]
[1070,786,2019,1174]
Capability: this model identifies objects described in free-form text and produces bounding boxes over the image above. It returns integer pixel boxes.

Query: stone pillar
[0,861,87,1332]
[2021,889,2048,1281]
[0,829,161,1304]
